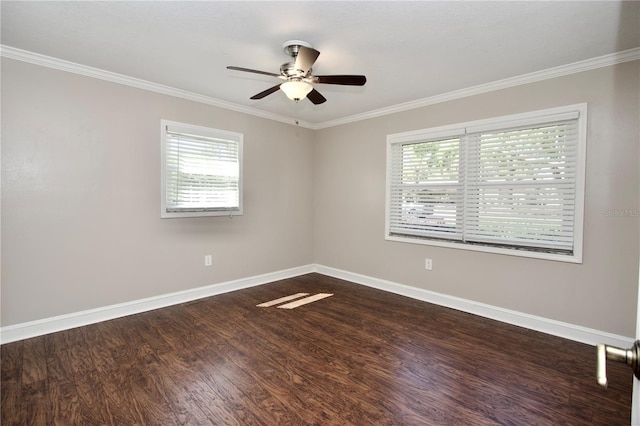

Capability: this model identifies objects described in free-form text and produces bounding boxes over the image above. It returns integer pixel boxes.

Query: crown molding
[0,45,316,129]
[315,47,640,129]
[2,45,638,130]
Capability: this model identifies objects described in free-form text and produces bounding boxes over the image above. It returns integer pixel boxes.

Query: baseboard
[0,264,315,344]
[314,264,634,348]
[2,263,633,348]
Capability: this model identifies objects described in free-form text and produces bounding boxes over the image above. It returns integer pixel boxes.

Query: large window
[386,104,587,262]
[161,120,243,218]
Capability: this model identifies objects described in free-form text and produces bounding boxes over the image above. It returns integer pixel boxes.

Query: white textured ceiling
[2,1,639,126]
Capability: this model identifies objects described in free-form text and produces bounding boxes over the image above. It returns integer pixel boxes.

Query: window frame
[385,104,587,263]
[160,120,243,219]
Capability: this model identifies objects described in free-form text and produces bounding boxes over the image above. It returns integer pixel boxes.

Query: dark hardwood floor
[1,273,632,425]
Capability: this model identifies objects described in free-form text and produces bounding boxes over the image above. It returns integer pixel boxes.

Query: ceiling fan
[227,40,366,104]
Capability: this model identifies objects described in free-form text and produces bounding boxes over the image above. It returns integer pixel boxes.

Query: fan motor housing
[280,62,310,79]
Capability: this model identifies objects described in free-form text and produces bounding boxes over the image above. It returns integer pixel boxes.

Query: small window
[386,104,587,263]
[161,120,243,218]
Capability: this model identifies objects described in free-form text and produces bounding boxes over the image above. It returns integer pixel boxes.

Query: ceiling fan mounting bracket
[282,40,313,58]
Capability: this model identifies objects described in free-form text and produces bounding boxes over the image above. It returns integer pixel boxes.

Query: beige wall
[314,61,640,337]
[1,58,315,326]
[2,57,639,338]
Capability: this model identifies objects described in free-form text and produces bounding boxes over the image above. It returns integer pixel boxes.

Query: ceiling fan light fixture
[280,80,313,101]
[228,41,364,105]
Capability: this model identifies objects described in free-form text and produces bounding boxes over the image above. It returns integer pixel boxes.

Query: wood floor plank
[97,367,148,425]
[49,378,83,425]
[146,353,220,425]
[235,313,394,422]
[1,378,25,426]
[0,273,633,424]
[94,319,128,348]
[71,369,116,425]
[21,337,47,386]
[45,352,74,385]
[191,344,305,425]
[1,341,23,382]
[21,379,50,425]
[126,366,182,426]
[158,348,261,425]
[197,312,360,423]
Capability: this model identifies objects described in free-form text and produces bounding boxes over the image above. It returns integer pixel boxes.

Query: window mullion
[460,132,470,243]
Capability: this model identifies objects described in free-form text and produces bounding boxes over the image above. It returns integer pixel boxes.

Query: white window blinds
[161,121,243,218]
[388,137,464,240]
[386,105,586,262]
[464,121,578,251]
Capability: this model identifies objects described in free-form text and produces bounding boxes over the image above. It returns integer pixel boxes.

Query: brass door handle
[596,341,640,388]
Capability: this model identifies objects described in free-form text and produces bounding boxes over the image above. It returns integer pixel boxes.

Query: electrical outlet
[425,258,433,270]
[205,255,212,266]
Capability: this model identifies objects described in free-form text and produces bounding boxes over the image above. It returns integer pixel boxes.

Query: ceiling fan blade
[227,66,281,78]
[314,75,367,86]
[294,46,320,76]
[250,84,281,100]
[307,88,327,105]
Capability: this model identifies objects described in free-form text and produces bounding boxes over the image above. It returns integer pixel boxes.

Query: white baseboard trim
[2,263,632,348]
[315,264,634,348]
[0,264,315,344]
